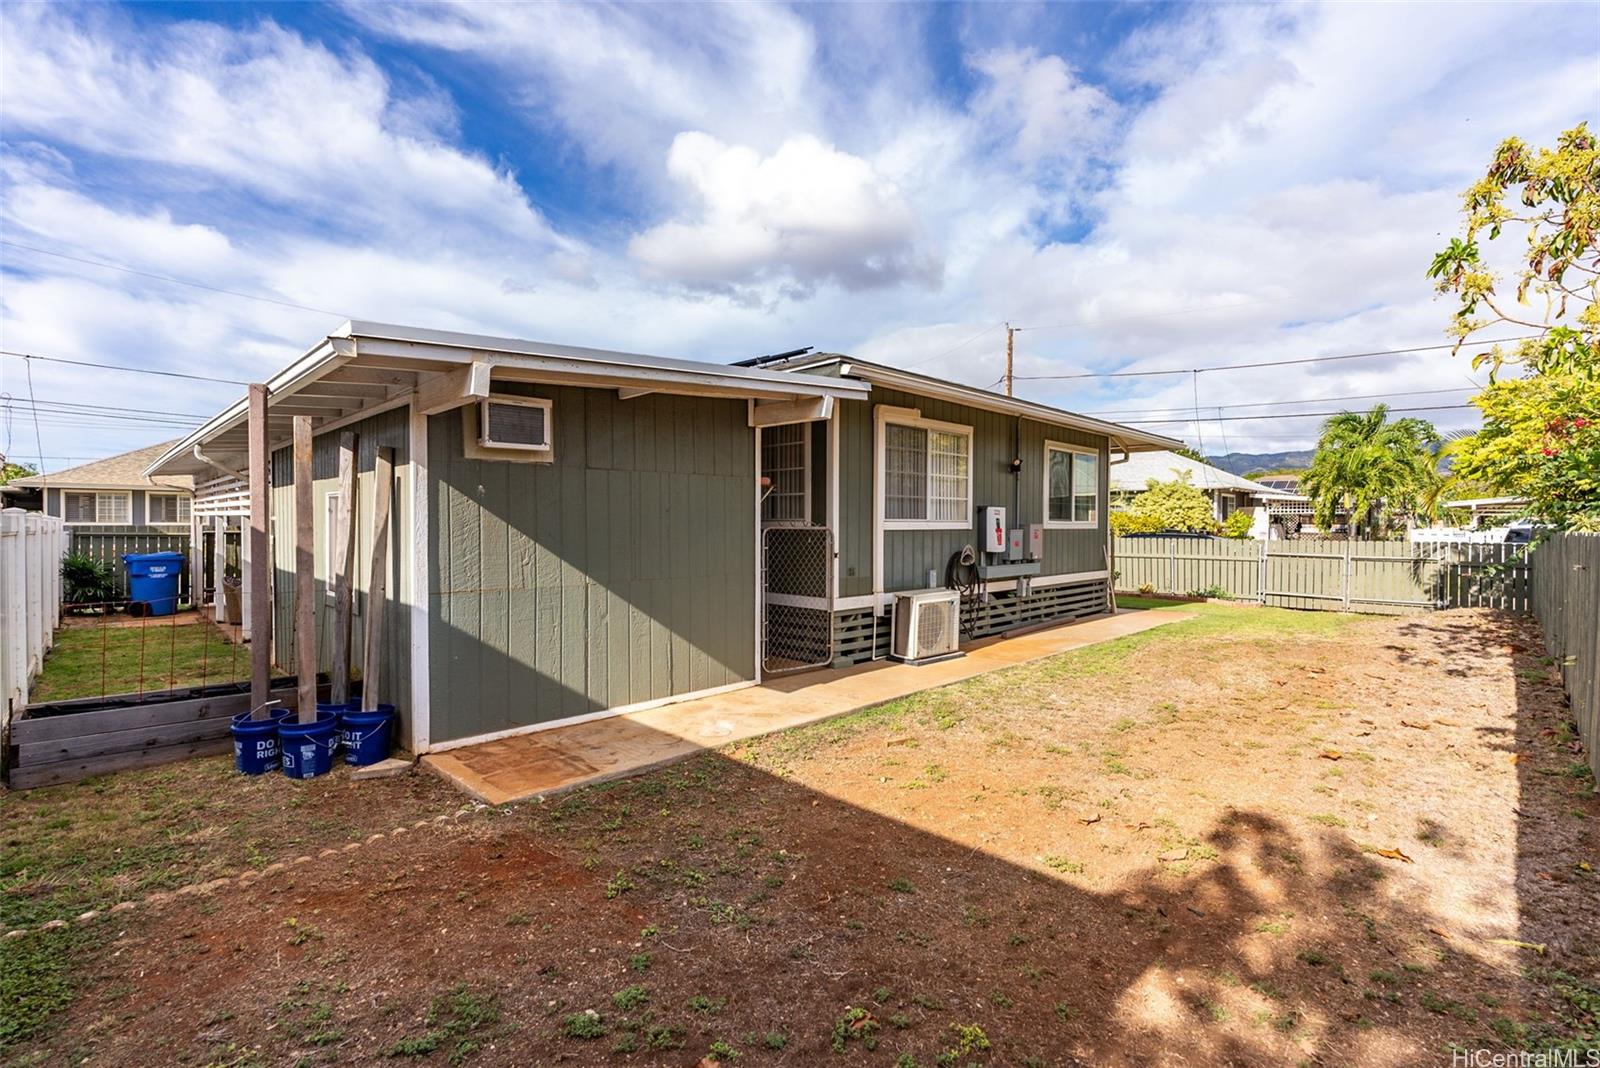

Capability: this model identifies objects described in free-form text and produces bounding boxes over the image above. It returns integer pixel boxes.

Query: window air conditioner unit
[479,396,552,452]
[891,589,962,665]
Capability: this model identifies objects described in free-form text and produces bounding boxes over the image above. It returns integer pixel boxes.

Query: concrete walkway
[423,608,1190,805]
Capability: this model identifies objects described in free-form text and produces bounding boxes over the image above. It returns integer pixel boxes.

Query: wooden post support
[247,384,272,719]
[293,417,317,724]
[329,432,357,706]
[360,447,394,712]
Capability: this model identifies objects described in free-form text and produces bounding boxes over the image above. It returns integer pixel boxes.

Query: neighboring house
[1110,450,1295,533]
[1439,496,1531,529]
[148,321,1181,757]
[9,441,195,530]
[1251,472,1303,495]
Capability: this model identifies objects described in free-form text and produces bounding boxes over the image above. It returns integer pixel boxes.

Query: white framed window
[1044,441,1098,528]
[147,493,191,525]
[880,412,972,529]
[761,422,810,524]
[62,490,131,525]
[323,491,341,584]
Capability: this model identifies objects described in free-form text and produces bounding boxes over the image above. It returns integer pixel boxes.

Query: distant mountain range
[1204,450,1316,476]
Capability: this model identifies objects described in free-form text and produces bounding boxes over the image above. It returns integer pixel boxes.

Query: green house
[149,323,1179,755]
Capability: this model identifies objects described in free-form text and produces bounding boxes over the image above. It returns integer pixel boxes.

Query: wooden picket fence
[69,529,190,601]
[1113,536,1531,615]
[1530,533,1600,780]
[1,508,67,731]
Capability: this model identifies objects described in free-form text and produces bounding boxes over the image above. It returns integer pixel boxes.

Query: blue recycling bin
[123,551,185,617]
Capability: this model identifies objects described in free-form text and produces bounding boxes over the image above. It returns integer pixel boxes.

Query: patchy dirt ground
[3,603,1597,1066]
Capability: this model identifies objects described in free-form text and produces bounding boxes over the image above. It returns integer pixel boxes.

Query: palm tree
[1418,430,1493,524]
[1302,405,1442,537]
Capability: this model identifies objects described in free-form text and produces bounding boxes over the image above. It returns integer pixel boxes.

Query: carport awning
[147,321,869,477]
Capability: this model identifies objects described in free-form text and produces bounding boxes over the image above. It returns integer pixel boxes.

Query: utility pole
[1004,323,1015,397]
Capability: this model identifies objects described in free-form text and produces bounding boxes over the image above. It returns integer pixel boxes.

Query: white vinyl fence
[1,508,67,728]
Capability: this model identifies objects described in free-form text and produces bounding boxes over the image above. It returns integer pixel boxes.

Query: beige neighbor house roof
[11,440,194,492]
[1110,450,1294,498]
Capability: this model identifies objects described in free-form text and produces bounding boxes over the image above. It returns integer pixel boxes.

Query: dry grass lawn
[2,601,1596,1066]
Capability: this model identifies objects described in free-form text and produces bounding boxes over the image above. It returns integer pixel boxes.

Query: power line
[22,357,44,484]
[1084,384,1480,417]
[901,323,1006,368]
[1011,336,1541,381]
[1,349,251,386]
[5,396,215,420]
[1014,296,1295,333]
[1123,402,1477,425]
[1,239,353,320]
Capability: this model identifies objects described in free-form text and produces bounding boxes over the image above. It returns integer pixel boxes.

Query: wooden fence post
[329,432,357,706]
[247,384,272,719]
[293,416,317,723]
[360,447,394,712]
[1258,538,1268,604]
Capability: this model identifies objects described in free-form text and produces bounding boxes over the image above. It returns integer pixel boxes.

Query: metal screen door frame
[761,523,835,675]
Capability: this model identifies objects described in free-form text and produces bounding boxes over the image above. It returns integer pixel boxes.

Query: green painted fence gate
[1112,537,1531,614]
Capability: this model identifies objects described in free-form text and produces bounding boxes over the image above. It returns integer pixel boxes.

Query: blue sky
[2,1,1597,470]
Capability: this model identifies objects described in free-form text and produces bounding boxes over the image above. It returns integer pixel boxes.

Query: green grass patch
[388,985,502,1060]
[0,928,84,1052]
[31,621,245,704]
[1045,601,1360,681]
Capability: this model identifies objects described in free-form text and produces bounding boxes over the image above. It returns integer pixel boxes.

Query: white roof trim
[148,321,869,477]
[1444,496,1528,508]
[784,355,1185,452]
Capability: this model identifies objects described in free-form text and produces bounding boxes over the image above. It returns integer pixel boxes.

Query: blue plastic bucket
[279,712,340,780]
[340,704,395,766]
[231,707,291,775]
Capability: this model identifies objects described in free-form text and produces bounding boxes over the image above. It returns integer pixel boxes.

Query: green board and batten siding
[832,389,1109,597]
[269,406,412,727]
[427,386,756,745]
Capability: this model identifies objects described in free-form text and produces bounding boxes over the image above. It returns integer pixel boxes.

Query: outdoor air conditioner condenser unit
[891,589,963,665]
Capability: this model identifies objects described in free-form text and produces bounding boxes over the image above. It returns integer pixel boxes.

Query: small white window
[881,412,971,529]
[147,493,190,524]
[64,491,131,524]
[761,423,809,523]
[323,492,341,583]
[1045,442,1098,528]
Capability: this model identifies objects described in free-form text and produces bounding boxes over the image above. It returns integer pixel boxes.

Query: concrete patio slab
[422,608,1190,805]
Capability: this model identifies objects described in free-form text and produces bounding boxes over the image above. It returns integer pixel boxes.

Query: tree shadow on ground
[41,706,1586,1066]
[1393,609,1600,1053]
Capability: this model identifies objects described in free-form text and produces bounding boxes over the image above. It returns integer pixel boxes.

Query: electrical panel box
[1005,528,1024,561]
[1026,524,1044,561]
[980,506,1006,553]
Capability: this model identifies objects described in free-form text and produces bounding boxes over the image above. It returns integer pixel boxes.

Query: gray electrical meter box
[1026,524,1044,560]
[980,506,1006,553]
[1005,528,1024,561]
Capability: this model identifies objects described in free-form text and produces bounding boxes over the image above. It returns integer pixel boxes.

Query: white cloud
[0,5,569,255]
[2,0,1597,470]
[968,48,1118,165]
[628,132,941,298]
[341,2,822,177]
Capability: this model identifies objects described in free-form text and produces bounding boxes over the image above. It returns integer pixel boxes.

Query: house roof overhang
[147,321,871,478]
[772,355,1186,454]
